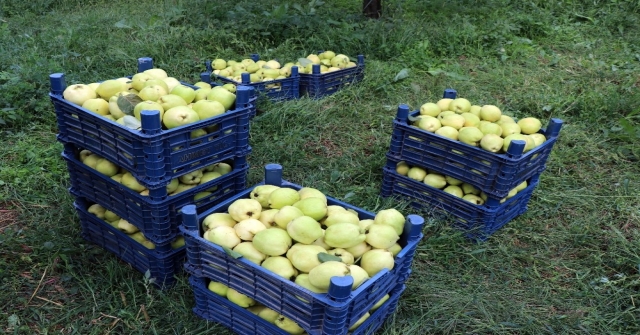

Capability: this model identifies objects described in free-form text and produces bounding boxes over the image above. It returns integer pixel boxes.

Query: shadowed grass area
[1,0,640,334]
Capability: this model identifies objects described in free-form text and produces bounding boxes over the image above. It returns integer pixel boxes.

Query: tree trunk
[363,0,381,18]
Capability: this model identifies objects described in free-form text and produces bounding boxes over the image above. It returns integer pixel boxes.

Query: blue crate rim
[194,179,376,222]
[298,63,365,77]
[50,77,255,139]
[51,95,253,140]
[212,72,300,86]
[398,109,561,159]
[182,177,424,249]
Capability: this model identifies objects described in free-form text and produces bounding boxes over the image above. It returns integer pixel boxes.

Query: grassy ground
[2,0,640,333]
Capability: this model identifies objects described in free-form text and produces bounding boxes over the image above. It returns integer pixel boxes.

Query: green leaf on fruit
[317,252,342,263]
[223,247,244,259]
[117,94,142,115]
[407,114,421,123]
[298,58,313,67]
[393,68,410,82]
[122,115,141,130]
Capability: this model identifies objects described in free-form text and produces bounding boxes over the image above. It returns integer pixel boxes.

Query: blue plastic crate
[64,143,249,245]
[189,275,406,335]
[380,161,539,241]
[50,57,255,189]
[299,54,365,99]
[389,90,563,199]
[179,164,424,335]
[73,197,186,289]
[204,54,300,104]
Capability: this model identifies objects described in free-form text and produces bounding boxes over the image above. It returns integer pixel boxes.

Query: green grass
[2,0,640,333]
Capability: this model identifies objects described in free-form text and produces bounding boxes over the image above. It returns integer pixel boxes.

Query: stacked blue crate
[73,196,186,289]
[51,57,254,189]
[64,144,250,244]
[51,57,256,288]
[381,89,564,241]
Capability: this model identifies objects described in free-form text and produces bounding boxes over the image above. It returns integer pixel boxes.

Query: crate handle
[546,118,564,138]
[137,57,154,72]
[395,104,410,122]
[327,275,354,302]
[140,110,162,134]
[505,139,526,157]
[241,72,251,84]
[236,85,253,105]
[200,71,211,84]
[49,73,66,95]
[264,164,283,186]
[443,88,457,99]
[181,204,198,231]
[405,214,425,241]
